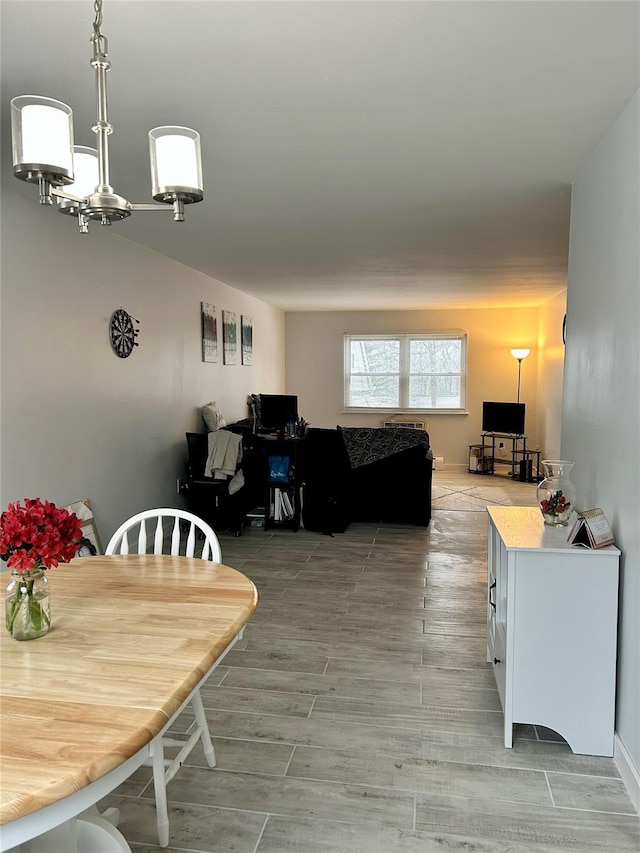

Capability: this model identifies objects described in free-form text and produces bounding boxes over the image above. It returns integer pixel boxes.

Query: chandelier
[10,0,203,234]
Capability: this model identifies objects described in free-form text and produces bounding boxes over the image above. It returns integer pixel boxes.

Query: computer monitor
[258,394,298,433]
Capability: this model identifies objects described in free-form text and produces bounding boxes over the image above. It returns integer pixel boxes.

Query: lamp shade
[11,96,74,183]
[68,146,99,197]
[57,147,99,217]
[149,126,203,203]
[510,349,531,360]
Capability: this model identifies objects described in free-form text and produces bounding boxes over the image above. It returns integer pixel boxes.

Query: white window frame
[343,332,467,414]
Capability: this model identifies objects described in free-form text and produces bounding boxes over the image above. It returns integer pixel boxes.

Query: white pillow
[202,401,226,431]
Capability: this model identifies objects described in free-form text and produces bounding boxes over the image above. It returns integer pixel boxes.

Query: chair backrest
[105,508,222,562]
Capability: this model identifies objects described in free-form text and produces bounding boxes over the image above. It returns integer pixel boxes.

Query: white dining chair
[106,507,222,562]
[105,508,223,847]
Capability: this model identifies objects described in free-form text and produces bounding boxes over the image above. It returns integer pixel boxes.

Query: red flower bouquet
[1,498,82,573]
[539,490,570,519]
[2,499,82,640]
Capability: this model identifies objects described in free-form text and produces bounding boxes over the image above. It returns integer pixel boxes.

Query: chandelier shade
[9,0,203,232]
[57,147,100,217]
[149,127,203,203]
[11,96,75,194]
[68,147,100,197]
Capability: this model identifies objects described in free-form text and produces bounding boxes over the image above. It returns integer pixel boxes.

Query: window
[344,333,467,413]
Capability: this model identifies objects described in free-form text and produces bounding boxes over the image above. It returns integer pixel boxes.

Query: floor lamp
[511,349,531,403]
[510,349,530,403]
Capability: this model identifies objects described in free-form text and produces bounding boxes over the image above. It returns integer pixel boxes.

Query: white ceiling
[2,1,638,311]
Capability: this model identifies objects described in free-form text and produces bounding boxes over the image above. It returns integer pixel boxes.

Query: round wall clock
[109,308,138,358]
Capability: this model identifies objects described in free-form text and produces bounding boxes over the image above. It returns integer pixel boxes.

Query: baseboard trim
[615,732,640,814]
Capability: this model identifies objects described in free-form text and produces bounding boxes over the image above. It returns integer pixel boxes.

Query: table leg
[191,690,217,768]
[150,739,170,849]
[6,814,131,853]
[77,813,131,851]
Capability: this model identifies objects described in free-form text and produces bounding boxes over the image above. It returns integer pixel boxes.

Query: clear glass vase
[536,460,577,526]
[5,568,51,640]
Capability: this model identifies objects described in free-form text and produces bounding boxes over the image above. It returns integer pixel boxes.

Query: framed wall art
[241,315,253,365]
[222,310,237,364]
[201,302,218,363]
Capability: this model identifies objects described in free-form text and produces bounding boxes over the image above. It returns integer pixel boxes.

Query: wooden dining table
[0,554,258,852]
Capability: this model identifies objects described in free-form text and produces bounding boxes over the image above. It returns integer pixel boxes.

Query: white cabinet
[487,506,620,756]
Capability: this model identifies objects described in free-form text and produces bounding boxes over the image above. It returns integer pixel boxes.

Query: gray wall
[563,92,639,791]
[0,182,286,541]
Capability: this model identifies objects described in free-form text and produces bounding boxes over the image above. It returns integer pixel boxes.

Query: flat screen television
[482,402,525,435]
[258,394,298,433]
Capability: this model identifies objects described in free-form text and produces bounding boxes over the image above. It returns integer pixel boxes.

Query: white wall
[286,307,541,468]
[536,290,567,460]
[563,92,639,797]
[0,182,285,541]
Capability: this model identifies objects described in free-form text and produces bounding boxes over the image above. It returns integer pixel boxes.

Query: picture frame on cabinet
[64,499,103,557]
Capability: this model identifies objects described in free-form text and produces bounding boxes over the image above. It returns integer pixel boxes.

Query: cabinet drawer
[492,625,506,711]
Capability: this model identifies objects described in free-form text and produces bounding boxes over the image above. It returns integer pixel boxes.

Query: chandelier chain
[93,0,103,36]
[92,0,106,55]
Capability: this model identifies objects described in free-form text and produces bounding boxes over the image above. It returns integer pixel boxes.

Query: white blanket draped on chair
[204,431,244,493]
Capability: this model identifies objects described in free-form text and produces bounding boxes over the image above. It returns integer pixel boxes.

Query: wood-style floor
[102,472,638,852]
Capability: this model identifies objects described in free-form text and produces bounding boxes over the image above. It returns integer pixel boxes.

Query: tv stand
[469,433,541,482]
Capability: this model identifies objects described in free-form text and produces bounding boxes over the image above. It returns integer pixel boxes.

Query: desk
[0,554,258,852]
[246,434,305,530]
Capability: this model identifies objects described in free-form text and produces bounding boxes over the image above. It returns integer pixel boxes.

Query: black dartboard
[109,308,136,358]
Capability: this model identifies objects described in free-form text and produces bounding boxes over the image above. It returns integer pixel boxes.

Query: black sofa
[297,426,433,533]
[184,423,433,535]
